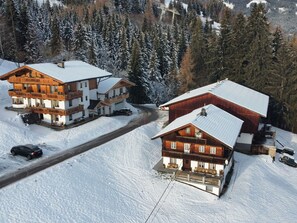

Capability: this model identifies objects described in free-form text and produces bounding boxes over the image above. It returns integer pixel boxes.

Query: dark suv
[11,144,43,160]
[279,154,297,168]
[113,108,132,116]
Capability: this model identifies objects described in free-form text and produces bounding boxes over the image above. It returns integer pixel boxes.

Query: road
[0,106,159,189]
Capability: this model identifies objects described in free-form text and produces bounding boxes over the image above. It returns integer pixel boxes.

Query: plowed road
[0,106,158,189]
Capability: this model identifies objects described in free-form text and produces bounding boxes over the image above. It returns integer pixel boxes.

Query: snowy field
[1,63,297,222]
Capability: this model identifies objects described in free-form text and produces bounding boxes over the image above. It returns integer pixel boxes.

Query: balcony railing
[8,76,59,85]
[162,149,233,165]
[30,105,84,116]
[174,171,223,187]
[176,136,207,145]
[8,89,82,100]
[104,93,129,104]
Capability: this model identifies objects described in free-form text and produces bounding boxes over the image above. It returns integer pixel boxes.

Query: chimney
[200,108,207,117]
[57,62,65,68]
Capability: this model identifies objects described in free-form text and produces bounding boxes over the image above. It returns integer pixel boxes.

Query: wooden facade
[161,124,232,172]
[168,93,261,133]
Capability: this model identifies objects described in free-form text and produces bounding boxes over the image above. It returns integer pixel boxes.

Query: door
[183,159,191,171]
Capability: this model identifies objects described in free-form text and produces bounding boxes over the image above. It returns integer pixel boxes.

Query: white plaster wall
[43,114,52,124]
[216,164,224,176]
[59,116,66,124]
[77,81,90,109]
[163,157,170,166]
[212,187,220,196]
[59,101,65,109]
[89,89,97,100]
[44,99,51,108]
[65,98,80,109]
[191,161,198,170]
[176,159,183,170]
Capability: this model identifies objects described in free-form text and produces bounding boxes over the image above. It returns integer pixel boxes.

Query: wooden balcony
[30,105,84,116]
[162,149,233,165]
[104,93,129,104]
[8,76,60,85]
[8,89,82,100]
[176,136,207,145]
[174,171,222,187]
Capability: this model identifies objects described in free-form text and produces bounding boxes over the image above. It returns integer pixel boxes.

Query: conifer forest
[1,0,297,132]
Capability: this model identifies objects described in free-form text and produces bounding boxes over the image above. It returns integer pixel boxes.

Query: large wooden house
[160,79,269,133]
[0,61,112,126]
[152,104,243,196]
[160,79,269,153]
[88,77,135,116]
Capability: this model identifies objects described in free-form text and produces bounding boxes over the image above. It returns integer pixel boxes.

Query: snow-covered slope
[0,116,297,222]
[1,62,297,222]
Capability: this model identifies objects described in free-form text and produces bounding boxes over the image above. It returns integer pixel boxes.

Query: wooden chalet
[88,77,135,116]
[152,104,243,196]
[160,79,269,134]
[0,61,112,126]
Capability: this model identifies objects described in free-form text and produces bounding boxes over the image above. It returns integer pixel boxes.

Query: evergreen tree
[244,3,272,89]
[128,38,148,104]
[50,16,62,56]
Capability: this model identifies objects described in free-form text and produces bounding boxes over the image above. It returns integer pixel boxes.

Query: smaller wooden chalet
[0,61,112,126]
[152,104,243,196]
[88,77,135,116]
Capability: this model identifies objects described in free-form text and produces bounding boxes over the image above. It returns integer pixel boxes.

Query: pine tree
[50,16,62,56]
[128,38,148,104]
[244,3,272,90]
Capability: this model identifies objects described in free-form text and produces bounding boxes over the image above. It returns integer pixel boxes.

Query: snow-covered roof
[26,61,112,83]
[98,78,122,94]
[152,104,243,148]
[98,77,135,94]
[0,59,21,76]
[161,79,269,117]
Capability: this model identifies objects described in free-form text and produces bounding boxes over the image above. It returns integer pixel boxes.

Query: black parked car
[11,144,43,160]
[276,147,295,156]
[279,154,297,168]
[113,108,132,116]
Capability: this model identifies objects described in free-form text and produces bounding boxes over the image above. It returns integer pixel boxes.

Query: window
[198,161,205,168]
[209,163,216,170]
[210,147,216,155]
[113,90,116,97]
[69,114,73,121]
[80,83,82,88]
[120,88,123,94]
[105,93,109,99]
[85,96,88,101]
[170,158,176,164]
[69,100,72,107]
[81,97,83,102]
[85,82,87,87]
[186,127,190,134]
[199,145,205,153]
[171,142,176,150]
[195,129,202,138]
[184,143,190,154]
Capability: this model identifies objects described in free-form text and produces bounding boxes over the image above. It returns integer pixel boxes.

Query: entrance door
[183,159,191,171]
